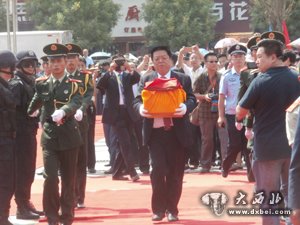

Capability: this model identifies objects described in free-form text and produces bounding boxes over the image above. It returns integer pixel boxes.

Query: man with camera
[193,52,221,173]
[96,55,140,181]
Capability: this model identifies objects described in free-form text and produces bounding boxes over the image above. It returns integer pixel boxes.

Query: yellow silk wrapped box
[142,78,186,118]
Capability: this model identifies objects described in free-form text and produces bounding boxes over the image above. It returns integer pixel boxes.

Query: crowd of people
[0,30,300,225]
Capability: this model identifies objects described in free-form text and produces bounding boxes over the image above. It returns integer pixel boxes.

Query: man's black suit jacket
[133,70,196,148]
[96,70,140,125]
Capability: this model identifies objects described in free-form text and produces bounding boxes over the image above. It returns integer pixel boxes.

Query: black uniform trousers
[75,116,88,204]
[14,127,37,206]
[111,107,137,178]
[149,128,186,216]
[43,147,78,224]
[133,119,149,173]
[222,115,251,174]
[0,137,15,218]
[86,103,96,170]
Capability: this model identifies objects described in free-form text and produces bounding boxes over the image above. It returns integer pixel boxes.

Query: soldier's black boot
[0,215,13,225]
[26,201,45,216]
[16,206,40,220]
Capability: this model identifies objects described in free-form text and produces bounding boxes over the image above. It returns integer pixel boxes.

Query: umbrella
[214,38,239,49]
[90,51,111,58]
[288,38,300,48]
[199,48,209,56]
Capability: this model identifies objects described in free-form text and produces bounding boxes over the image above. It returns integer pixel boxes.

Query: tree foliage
[142,0,217,51]
[25,0,120,49]
[0,0,8,32]
[249,0,299,40]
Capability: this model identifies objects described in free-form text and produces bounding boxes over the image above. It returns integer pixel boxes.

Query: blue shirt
[240,66,300,161]
[219,67,241,115]
[85,56,94,68]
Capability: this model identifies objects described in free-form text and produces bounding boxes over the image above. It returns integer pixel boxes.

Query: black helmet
[0,50,17,68]
[16,50,38,68]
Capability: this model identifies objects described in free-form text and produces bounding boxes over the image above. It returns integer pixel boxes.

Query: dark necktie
[52,80,60,95]
[160,75,172,130]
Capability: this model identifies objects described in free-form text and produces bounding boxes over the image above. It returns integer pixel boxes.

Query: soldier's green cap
[40,55,48,62]
[65,43,82,56]
[247,34,261,50]
[260,31,285,44]
[43,43,68,58]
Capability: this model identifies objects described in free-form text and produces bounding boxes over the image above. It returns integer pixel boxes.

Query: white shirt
[114,71,125,105]
[153,71,174,128]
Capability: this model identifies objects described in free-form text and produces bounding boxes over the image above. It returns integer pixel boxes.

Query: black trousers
[222,115,251,173]
[86,103,96,170]
[0,137,15,217]
[148,128,186,215]
[111,107,137,178]
[133,119,149,172]
[43,147,78,224]
[75,117,88,204]
[15,127,37,207]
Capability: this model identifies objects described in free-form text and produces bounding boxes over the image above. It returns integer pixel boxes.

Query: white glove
[74,109,83,121]
[139,104,151,118]
[245,128,254,140]
[29,110,39,117]
[173,103,187,117]
[51,109,65,123]
[235,122,243,131]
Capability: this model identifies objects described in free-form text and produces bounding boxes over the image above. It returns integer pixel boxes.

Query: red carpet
[10,116,286,224]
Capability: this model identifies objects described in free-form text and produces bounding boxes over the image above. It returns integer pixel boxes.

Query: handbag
[189,102,201,125]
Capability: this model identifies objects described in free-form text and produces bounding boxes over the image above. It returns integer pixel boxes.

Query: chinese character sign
[213,0,251,33]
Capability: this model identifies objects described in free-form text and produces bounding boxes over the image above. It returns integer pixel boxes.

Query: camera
[115,58,126,66]
[208,93,218,101]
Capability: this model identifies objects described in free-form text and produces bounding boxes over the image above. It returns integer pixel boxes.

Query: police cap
[0,50,17,68]
[43,43,68,58]
[247,34,261,50]
[260,31,285,44]
[65,43,82,56]
[228,44,247,55]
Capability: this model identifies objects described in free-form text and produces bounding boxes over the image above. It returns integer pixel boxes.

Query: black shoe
[104,168,113,174]
[16,207,40,220]
[131,174,140,182]
[104,163,111,167]
[167,213,179,222]
[152,213,165,221]
[221,169,229,178]
[112,175,129,181]
[27,201,45,216]
[48,222,59,225]
[88,168,96,174]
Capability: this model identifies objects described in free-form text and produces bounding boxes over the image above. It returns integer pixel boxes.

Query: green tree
[249,0,298,39]
[0,0,7,32]
[142,0,217,51]
[25,0,120,49]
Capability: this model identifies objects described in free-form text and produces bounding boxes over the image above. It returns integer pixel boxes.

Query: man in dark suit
[96,55,140,181]
[133,46,196,222]
[28,43,82,225]
[289,114,300,225]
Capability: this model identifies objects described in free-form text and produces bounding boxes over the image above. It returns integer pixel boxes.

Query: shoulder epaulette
[80,69,93,75]
[35,76,49,82]
[68,78,82,83]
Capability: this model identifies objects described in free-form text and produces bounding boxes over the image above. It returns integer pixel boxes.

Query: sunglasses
[22,61,37,68]
[206,61,218,63]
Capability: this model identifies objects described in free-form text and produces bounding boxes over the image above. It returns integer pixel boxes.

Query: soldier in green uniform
[27,43,82,225]
[65,43,94,208]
